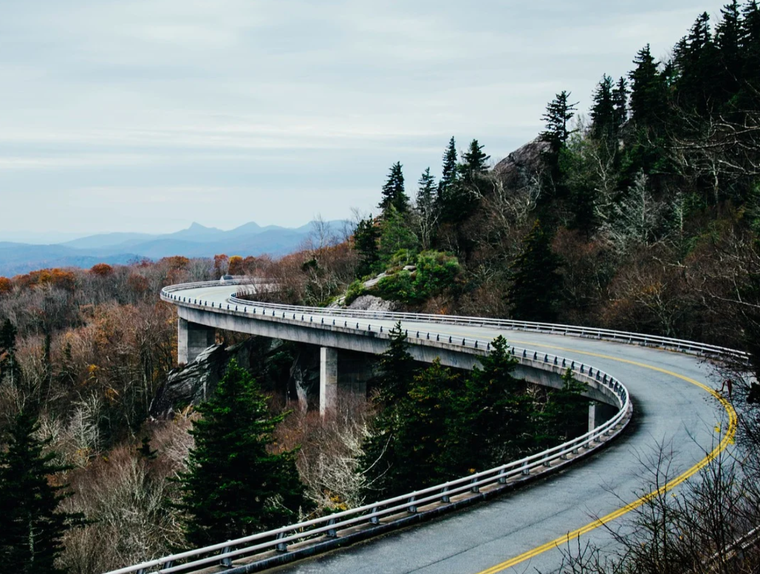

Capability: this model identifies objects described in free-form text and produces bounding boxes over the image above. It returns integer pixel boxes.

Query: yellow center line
[470,341,737,574]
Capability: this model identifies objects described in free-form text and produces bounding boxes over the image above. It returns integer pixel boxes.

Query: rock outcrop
[150,337,325,417]
[492,137,550,190]
[348,294,398,312]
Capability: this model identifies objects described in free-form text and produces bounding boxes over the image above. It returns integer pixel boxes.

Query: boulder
[348,294,398,312]
[492,137,550,190]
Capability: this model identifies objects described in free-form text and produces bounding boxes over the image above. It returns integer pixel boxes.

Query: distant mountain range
[0,220,349,277]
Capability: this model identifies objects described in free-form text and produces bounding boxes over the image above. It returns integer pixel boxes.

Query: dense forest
[1,2,760,572]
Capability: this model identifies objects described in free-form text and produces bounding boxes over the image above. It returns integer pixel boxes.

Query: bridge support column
[588,402,597,433]
[320,347,338,416]
[178,317,216,364]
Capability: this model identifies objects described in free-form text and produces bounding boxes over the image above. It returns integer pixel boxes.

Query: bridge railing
[161,281,748,363]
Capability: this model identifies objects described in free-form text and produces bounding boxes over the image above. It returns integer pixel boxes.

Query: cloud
[0,0,729,235]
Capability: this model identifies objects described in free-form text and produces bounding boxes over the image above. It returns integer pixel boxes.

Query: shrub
[413,251,461,300]
[344,280,367,306]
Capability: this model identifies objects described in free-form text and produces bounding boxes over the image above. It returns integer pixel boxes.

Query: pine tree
[437,136,458,204]
[537,369,588,447]
[374,322,417,406]
[378,162,409,216]
[0,408,78,574]
[461,336,534,468]
[353,216,380,277]
[415,168,438,249]
[175,359,305,547]
[674,12,720,112]
[612,76,629,132]
[507,220,563,322]
[540,91,578,152]
[591,75,616,140]
[395,361,461,485]
[741,1,760,98]
[629,44,668,128]
[715,0,742,98]
[360,359,460,499]
[461,139,490,181]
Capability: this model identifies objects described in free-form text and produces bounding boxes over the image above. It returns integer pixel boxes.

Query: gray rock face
[348,294,398,312]
[288,345,320,411]
[492,138,550,189]
[151,339,256,417]
[150,337,327,417]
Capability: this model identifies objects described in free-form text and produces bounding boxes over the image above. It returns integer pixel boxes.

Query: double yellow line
[475,344,738,574]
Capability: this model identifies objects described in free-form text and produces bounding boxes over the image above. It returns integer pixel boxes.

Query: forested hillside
[345,0,760,365]
[0,3,759,572]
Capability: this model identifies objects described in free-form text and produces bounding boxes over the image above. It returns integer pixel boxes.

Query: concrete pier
[178,317,216,364]
[320,347,339,416]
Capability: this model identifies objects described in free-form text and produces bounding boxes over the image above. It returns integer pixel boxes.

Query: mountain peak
[187,222,209,230]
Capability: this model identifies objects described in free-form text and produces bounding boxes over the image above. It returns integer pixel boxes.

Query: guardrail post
[327,518,338,538]
[220,545,233,566]
[470,477,480,493]
[441,486,451,503]
[370,507,380,525]
[408,496,418,513]
[276,532,288,552]
[522,463,530,476]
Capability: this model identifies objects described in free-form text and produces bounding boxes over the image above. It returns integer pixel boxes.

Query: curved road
[166,284,735,574]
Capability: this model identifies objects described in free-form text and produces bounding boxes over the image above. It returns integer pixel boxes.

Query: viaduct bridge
[108,280,738,574]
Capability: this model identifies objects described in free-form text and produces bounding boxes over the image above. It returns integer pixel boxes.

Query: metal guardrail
[112,280,743,574]
[162,281,749,364]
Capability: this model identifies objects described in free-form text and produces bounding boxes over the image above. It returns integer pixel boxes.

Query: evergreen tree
[629,44,668,128]
[715,0,742,98]
[507,220,563,322]
[612,76,629,131]
[461,336,534,468]
[537,369,588,447]
[741,1,760,100]
[540,91,579,152]
[437,136,458,204]
[460,139,490,181]
[415,168,438,249]
[378,162,409,216]
[674,12,720,112]
[436,138,490,226]
[394,361,461,485]
[361,359,460,499]
[353,216,380,277]
[0,408,78,574]
[374,322,417,405]
[175,359,305,547]
[377,205,419,263]
[591,74,616,139]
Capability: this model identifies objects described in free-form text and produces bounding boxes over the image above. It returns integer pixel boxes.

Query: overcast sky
[0,0,729,241]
